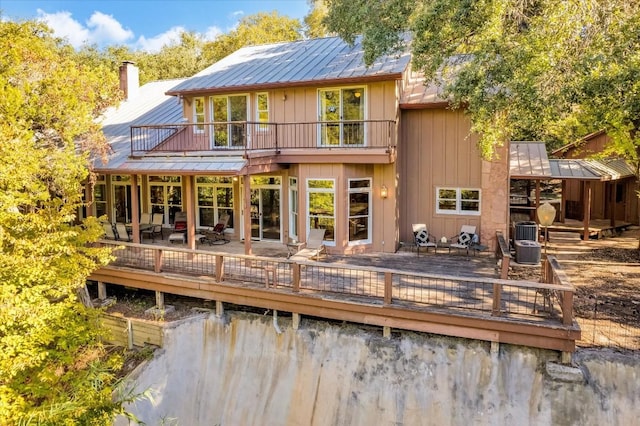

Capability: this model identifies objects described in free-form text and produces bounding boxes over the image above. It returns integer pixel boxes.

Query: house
[551,131,638,228]
[90,36,509,255]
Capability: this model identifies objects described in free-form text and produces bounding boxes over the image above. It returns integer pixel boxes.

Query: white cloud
[135,26,186,53]
[86,11,134,44]
[203,25,223,41]
[36,9,134,48]
[231,10,245,19]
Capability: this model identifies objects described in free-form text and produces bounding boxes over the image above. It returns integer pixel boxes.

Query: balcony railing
[130,120,397,155]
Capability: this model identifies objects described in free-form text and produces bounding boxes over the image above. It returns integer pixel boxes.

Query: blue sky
[1,1,311,52]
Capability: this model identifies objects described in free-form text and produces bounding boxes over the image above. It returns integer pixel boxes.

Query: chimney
[119,61,139,101]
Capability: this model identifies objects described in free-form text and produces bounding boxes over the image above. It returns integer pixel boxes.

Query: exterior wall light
[380,184,388,199]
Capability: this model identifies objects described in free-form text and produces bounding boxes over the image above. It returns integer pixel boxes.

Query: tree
[323,0,640,164]
[304,0,331,38]
[202,11,303,64]
[0,19,135,424]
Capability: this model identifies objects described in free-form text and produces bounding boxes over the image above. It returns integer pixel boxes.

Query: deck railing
[130,120,397,155]
[96,241,574,326]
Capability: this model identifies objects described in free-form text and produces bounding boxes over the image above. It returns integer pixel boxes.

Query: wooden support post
[492,283,502,316]
[490,341,500,355]
[609,182,616,228]
[562,289,574,326]
[155,291,165,310]
[215,300,223,317]
[243,175,252,256]
[384,272,392,305]
[215,255,224,282]
[185,175,196,252]
[127,319,133,350]
[560,180,566,222]
[131,174,141,244]
[97,281,107,300]
[292,313,300,330]
[292,263,300,292]
[583,181,592,241]
[561,351,572,365]
[383,326,391,339]
[154,248,163,273]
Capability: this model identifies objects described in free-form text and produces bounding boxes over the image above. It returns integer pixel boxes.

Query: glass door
[211,95,248,148]
[112,182,140,223]
[318,87,365,146]
[250,188,281,240]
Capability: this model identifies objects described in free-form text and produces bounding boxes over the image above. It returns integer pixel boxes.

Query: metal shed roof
[116,156,247,175]
[509,142,552,179]
[399,71,448,108]
[166,36,411,95]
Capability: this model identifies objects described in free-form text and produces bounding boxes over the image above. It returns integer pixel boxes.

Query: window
[94,175,107,218]
[149,176,182,225]
[348,178,371,243]
[257,93,269,130]
[289,178,298,240]
[307,179,335,243]
[210,95,248,147]
[196,177,234,229]
[318,87,365,146]
[193,97,205,132]
[436,188,481,215]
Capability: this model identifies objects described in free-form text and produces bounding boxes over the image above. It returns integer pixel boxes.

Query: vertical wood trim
[610,182,616,227]
[185,175,196,250]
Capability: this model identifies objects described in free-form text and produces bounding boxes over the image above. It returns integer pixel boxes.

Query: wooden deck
[547,219,632,239]
[89,240,580,353]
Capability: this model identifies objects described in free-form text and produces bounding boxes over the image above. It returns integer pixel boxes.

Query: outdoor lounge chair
[141,213,163,242]
[114,222,132,242]
[412,223,437,256]
[290,228,327,261]
[203,214,230,244]
[102,222,117,240]
[448,225,478,255]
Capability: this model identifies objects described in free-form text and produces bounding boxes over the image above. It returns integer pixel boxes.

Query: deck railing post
[562,289,574,326]
[384,272,392,305]
[292,263,300,292]
[492,283,502,316]
[215,255,224,282]
[154,248,163,273]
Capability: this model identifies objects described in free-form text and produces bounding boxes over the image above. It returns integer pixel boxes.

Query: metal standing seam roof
[166,36,412,95]
[116,156,247,175]
[509,142,552,178]
[97,78,187,172]
[509,141,635,181]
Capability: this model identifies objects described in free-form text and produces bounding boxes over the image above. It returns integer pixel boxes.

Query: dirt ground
[509,227,640,350]
[100,227,640,351]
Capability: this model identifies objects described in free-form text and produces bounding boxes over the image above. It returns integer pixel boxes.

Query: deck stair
[548,231,581,243]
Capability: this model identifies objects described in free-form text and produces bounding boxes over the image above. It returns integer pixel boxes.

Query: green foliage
[0,19,131,424]
[304,0,331,38]
[324,0,640,164]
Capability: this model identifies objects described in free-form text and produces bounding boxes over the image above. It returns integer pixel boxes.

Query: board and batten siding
[399,108,486,245]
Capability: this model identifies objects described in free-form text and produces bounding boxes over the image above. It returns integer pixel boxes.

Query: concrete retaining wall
[117,312,639,425]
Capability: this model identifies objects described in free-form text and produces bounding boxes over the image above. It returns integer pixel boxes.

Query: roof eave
[165,73,404,96]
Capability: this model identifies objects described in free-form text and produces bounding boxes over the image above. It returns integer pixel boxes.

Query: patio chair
[412,223,437,256]
[140,212,152,226]
[141,213,164,242]
[448,225,477,256]
[203,214,230,245]
[290,228,327,261]
[114,222,132,242]
[102,222,117,240]
[168,211,188,243]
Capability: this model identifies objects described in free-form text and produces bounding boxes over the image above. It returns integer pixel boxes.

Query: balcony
[130,120,397,159]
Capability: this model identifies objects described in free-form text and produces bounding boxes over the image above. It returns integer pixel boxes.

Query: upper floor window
[436,188,481,215]
[257,93,269,130]
[318,87,365,146]
[211,95,248,147]
[193,97,205,133]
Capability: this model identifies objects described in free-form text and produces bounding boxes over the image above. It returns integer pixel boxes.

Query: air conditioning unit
[514,240,541,264]
[514,221,538,241]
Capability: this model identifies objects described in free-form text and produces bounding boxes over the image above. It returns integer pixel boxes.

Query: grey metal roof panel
[97,78,186,171]
[114,156,247,174]
[167,36,411,94]
[509,141,552,178]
